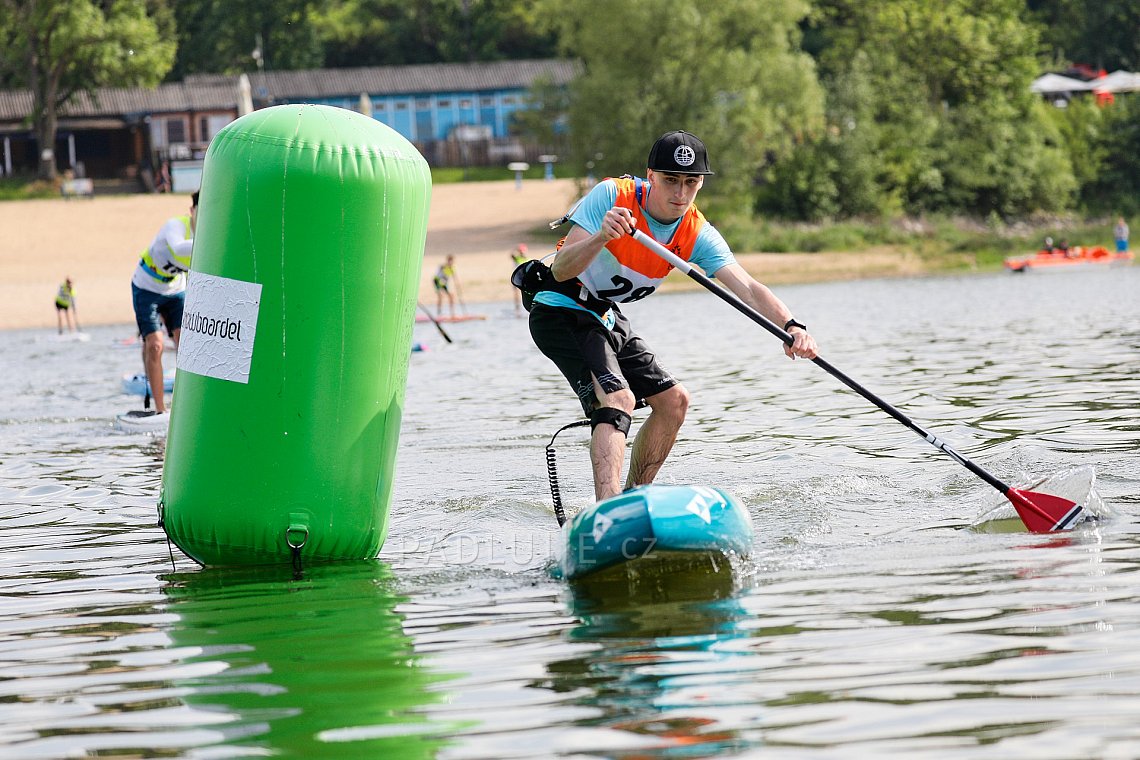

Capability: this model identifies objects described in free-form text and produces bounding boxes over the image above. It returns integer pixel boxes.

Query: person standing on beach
[1115,217,1130,253]
[54,277,77,334]
[520,130,818,502]
[130,191,197,414]
[433,255,461,319]
[511,244,529,314]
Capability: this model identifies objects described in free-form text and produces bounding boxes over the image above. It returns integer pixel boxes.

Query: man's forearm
[551,232,608,281]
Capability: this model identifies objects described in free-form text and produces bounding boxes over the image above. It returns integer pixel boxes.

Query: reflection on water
[1,267,1139,757]
[553,561,753,757]
[162,562,449,759]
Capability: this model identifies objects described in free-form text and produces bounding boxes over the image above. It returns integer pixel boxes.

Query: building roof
[0,59,579,129]
[192,58,581,100]
[0,80,242,124]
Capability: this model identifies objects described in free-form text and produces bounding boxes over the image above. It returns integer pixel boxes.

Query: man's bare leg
[142,332,168,413]
[590,383,636,502]
[625,384,690,490]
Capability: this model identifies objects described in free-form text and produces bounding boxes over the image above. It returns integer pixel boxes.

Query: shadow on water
[161,561,455,759]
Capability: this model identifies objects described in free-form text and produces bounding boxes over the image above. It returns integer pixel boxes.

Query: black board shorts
[528,303,678,415]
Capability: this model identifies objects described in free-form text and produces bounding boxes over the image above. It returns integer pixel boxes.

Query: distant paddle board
[112,335,176,350]
[121,370,175,396]
[40,332,90,343]
[414,314,486,323]
[114,409,170,434]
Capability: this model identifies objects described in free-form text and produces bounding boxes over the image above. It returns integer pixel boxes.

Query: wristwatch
[783,318,807,332]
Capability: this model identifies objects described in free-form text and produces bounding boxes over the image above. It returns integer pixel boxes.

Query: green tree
[1082,95,1140,214]
[0,0,175,180]
[785,0,1075,218]
[313,0,558,68]
[931,96,1076,215]
[1030,0,1140,72]
[541,0,823,217]
[169,0,324,79]
[1040,97,1107,194]
[763,50,938,220]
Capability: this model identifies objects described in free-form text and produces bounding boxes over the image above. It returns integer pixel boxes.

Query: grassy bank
[0,177,58,201]
[525,211,1121,273]
[718,214,1121,273]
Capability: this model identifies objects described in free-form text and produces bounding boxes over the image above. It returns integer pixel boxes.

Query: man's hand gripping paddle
[630,228,1083,533]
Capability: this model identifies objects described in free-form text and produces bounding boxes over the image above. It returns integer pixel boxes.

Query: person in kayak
[520,130,818,502]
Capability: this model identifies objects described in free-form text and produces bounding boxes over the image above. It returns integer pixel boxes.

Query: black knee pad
[590,407,632,436]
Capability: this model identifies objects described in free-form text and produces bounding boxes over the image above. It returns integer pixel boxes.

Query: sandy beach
[0,178,923,331]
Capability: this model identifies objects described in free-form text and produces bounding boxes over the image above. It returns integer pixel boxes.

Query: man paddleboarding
[520,130,818,502]
[130,191,197,414]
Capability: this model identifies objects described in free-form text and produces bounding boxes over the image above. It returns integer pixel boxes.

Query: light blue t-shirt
[534,178,735,326]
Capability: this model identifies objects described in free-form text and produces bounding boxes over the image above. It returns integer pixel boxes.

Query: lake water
[1,265,1138,759]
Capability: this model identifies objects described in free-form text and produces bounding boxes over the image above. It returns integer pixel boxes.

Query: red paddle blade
[1007,488,1083,533]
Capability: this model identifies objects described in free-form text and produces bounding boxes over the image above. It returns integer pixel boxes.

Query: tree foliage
[169,0,556,77]
[169,0,324,79]
[542,0,822,217]
[312,0,558,68]
[1030,0,1140,72]
[1,0,1135,217]
[1080,95,1140,214]
[0,0,176,179]
[762,0,1078,219]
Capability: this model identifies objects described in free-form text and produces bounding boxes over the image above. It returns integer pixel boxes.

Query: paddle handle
[630,229,1014,497]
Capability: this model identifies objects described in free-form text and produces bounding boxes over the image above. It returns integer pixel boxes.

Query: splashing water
[972,465,1111,532]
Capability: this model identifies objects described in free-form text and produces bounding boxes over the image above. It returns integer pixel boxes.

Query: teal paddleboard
[558,484,753,580]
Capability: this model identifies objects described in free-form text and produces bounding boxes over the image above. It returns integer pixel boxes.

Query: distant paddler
[54,276,78,334]
[433,254,463,318]
[130,191,198,414]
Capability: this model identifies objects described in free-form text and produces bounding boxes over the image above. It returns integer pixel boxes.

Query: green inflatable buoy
[161,104,431,566]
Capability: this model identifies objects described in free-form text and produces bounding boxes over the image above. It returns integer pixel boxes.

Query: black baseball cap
[647,130,714,175]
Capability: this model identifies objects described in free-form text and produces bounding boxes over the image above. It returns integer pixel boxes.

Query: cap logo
[673,145,696,167]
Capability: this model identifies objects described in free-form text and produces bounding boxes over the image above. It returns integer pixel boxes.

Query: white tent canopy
[1095,70,1140,92]
[1031,70,1140,95]
[1030,73,1094,94]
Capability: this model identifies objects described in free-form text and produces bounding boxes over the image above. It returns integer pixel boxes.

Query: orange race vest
[601,176,706,279]
[553,177,708,305]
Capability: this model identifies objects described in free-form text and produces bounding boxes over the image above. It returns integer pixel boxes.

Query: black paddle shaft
[629,230,1013,497]
[417,302,453,343]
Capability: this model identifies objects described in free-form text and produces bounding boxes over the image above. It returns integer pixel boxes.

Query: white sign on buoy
[178,271,262,384]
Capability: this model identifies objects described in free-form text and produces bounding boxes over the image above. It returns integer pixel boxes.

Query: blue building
[248,59,578,143]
